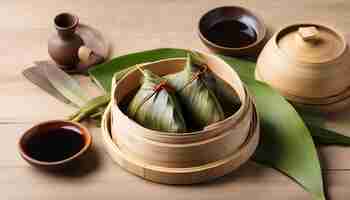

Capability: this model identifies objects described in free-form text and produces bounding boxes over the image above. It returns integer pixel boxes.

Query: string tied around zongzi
[132,66,175,114]
[153,80,175,93]
[179,63,208,92]
[129,68,176,118]
[133,80,175,114]
[127,68,187,132]
[165,53,225,129]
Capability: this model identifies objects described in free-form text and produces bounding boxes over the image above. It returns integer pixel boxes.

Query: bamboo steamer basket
[106,52,260,184]
[102,103,259,184]
[256,24,350,113]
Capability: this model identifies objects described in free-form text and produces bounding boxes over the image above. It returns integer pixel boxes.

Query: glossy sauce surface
[203,19,257,48]
[24,127,85,162]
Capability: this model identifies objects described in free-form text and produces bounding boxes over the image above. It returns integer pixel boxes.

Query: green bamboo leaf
[89,48,187,92]
[218,55,256,81]
[22,65,74,106]
[44,62,90,107]
[68,95,110,122]
[300,112,350,145]
[88,48,326,200]
[245,79,325,200]
[310,125,350,145]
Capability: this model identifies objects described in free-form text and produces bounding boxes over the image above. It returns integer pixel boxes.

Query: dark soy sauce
[204,19,257,48]
[25,127,85,162]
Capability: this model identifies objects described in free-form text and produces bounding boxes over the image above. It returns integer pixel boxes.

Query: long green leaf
[22,65,73,106]
[68,95,110,122]
[300,112,350,145]
[89,48,187,92]
[245,79,325,200]
[88,48,326,199]
[310,125,350,145]
[44,62,90,107]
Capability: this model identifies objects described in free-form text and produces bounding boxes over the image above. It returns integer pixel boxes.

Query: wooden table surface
[2,0,350,199]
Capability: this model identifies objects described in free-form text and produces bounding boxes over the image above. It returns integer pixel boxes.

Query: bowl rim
[18,120,92,166]
[197,6,267,51]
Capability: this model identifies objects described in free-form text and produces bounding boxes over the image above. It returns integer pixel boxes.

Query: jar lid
[276,24,346,63]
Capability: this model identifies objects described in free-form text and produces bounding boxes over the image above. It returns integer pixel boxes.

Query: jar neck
[57,29,75,39]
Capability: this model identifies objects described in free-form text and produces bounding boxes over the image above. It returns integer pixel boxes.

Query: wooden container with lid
[256,23,350,112]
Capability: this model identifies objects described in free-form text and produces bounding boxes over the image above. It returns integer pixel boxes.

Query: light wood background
[2,0,350,199]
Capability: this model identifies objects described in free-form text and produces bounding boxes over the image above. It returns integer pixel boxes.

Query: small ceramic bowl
[198,6,267,58]
[18,120,92,170]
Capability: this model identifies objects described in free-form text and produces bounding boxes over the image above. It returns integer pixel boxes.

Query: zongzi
[185,52,241,117]
[127,68,187,133]
[165,53,225,129]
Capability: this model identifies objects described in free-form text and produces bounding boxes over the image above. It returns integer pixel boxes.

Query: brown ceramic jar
[48,13,84,67]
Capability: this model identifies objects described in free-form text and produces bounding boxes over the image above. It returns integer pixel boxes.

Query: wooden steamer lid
[256,23,350,113]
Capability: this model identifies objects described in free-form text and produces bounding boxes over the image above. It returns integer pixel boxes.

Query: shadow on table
[191,161,269,187]
[317,149,332,200]
[134,161,271,188]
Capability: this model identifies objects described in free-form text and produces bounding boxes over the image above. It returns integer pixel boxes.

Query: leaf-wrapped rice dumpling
[187,52,242,117]
[127,68,187,133]
[165,53,225,129]
[210,76,242,117]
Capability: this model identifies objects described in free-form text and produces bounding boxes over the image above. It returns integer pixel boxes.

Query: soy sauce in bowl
[19,120,92,169]
[24,127,85,162]
[203,19,257,48]
[198,6,267,57]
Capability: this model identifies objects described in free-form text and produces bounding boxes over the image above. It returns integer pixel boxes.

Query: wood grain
[2,0,350,199]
